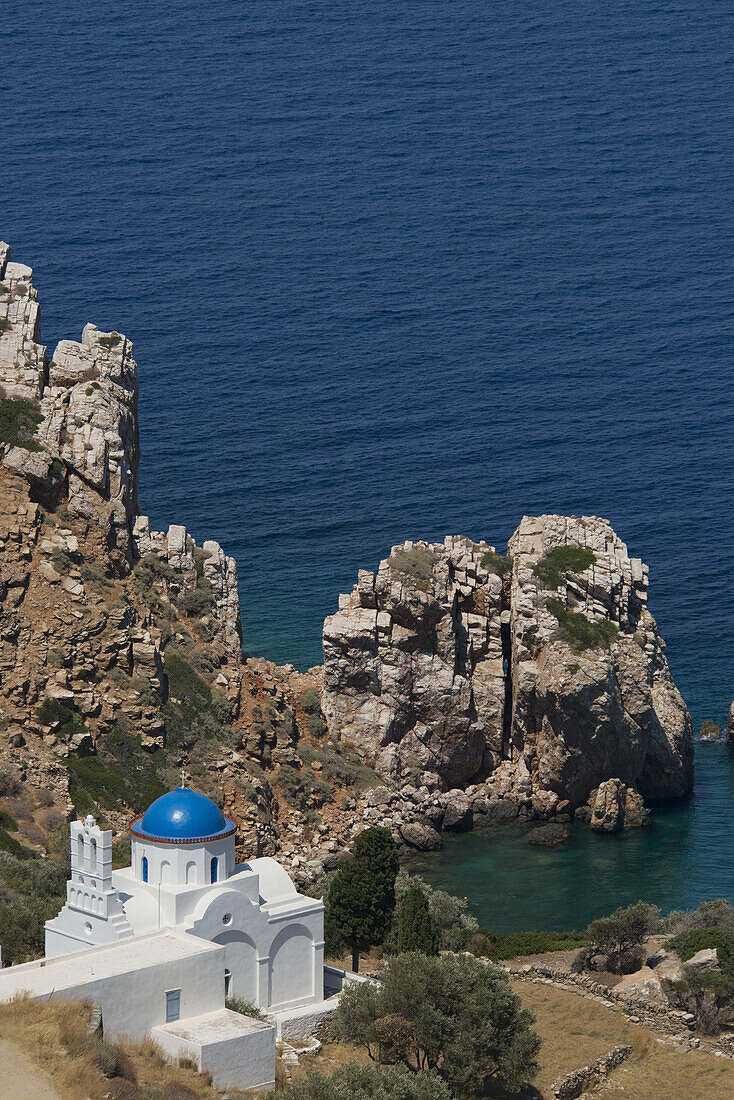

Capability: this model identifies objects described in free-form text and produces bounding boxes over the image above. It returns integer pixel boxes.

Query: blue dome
[135,787,233,841]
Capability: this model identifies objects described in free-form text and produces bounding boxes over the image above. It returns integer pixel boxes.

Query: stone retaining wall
[550,1044,631,1099]
[503,962,734,1060]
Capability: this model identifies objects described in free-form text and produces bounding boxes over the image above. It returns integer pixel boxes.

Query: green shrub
[177,583,214,618]
[300,687,322,715]
[0,318,12,335]
[546,597,618,652]
[387,547,437,591]
[391,870,478,952]
[307,712,327,738]
[480,550,512,576]
[65,726,166,816]
[666,926,734,965]
[0,892,63,963]
[225,995,262,1018]
[0,828,33,859]
[278,764,332,810]
[81,560,111,587]
[36,696,87,741]
[533,545,596,589]
[275,1063,452,1100]
[51,547,73,574]
[98,334,121,348]
[483,928,586,960]
[0,397,42,450]
[165,649,211,706]
[162,647,234,749]
[134,552,177,585]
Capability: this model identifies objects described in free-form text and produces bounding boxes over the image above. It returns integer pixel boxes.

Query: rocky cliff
[323,516,693,820]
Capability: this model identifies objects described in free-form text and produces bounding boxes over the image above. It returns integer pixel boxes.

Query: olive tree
[330,952,541,1098]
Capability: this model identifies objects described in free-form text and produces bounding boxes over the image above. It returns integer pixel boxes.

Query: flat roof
[0,930,219,1001]
[154,1007,272,1042]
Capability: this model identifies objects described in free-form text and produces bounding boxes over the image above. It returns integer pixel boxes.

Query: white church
[0,785,348,1091]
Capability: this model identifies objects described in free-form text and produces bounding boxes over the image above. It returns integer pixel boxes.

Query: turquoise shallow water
[3,0,734,922]
[411,742,734,932]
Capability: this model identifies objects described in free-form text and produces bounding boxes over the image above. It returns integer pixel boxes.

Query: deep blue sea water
[2,0,734,927]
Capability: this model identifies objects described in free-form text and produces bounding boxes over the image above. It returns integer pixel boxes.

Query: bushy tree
[391,869,478,952]
[585,901,659,971]
[326,827,398,972]
[397,884,438,955]
[331,952,541,1098]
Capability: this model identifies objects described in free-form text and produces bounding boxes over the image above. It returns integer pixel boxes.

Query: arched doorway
[268,925,313,1009]
[213,930,258,1002]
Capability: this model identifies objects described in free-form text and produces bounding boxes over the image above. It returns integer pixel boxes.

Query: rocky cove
[0,242,709,907]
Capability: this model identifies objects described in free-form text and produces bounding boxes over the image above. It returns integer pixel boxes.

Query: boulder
[687,948,719,971]
[400,821,442,851]
[442,792,473,832]
[623,787,650,828]
[527,823,569,846]
[589,779,625,832]
[653,955,686,984]
[615,966,666,1005]
[727,701,734,745]
[589,779,649,831]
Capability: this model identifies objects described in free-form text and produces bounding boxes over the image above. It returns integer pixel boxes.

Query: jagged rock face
[507,515,693,803]
[0,248,45,400]
[0,245,139,559]
[323,516,693,806]
[322,536,508,788]
[38,323,139,554]
[132,517,242,656]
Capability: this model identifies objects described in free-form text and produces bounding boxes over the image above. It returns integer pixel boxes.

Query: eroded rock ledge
[322,516,693,830]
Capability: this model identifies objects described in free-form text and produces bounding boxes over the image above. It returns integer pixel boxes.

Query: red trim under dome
[130,815,237,846]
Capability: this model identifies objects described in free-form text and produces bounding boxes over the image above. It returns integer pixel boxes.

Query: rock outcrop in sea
[323,516,693,819]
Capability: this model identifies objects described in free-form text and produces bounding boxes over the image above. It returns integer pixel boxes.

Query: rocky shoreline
[0,242,696,889]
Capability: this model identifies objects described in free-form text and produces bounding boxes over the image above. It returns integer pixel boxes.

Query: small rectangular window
[165,989,181,1022]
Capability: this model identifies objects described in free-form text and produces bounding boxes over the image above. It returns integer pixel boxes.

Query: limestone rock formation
[506,515,692,804]
[1,245,139,560]
[322,536,506,788]
[322,516,693,813]
[132,517,242,656]
[588,779,650,832]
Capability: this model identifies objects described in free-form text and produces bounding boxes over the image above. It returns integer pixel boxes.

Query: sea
[2,0,734,930]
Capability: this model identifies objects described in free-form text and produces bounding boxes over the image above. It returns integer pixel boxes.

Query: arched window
[211,857,218,884]
[224,969,231,997]
[77,836,84,866]
[142,856,148,883]
[90,837,97,867]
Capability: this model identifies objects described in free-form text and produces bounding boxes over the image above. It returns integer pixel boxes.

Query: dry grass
[513,981,734,1099]
[0,995,222,1099]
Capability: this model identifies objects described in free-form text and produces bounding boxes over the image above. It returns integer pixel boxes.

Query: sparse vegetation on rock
[0,396,42,450]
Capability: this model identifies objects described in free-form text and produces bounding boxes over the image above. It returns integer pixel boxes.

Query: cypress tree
[326,826,399,972]
[397,883,439,955]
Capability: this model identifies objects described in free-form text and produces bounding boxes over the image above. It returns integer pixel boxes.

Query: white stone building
[0,786,345,1091]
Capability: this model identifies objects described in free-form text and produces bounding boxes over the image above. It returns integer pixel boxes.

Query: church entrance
[213,930,258,1002]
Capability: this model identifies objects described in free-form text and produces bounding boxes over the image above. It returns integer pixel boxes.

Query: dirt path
[0,1037,63,1099]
